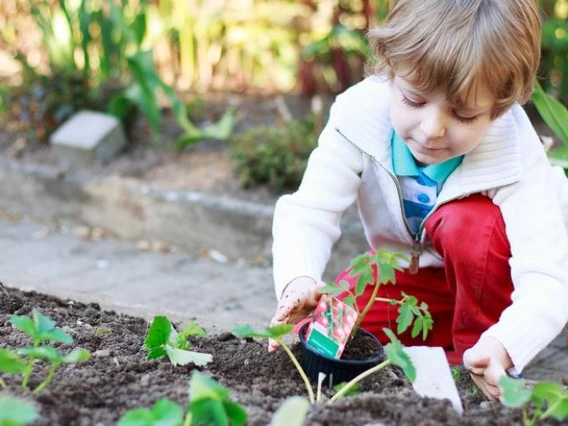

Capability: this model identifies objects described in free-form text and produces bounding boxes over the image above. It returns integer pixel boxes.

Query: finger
[470,374,501,401]
[268,338,280,353]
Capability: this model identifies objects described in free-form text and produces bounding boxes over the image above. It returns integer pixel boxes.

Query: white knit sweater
[272,76,568,372]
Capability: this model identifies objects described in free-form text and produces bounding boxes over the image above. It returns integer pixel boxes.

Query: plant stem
[353,281,383,335]
[0,377,6,388]
[374,297,401,305]
[33,364,57,394]
[183,412,192,426]
[22,357,35,388]
[280,339,315,404]
[328,360,390,404]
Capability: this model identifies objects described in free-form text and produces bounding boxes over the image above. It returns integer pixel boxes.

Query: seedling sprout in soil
[232,324,415,405]
[0,395,38,426]
[0,309,90,393]
[144,316,212,367]
[118,370,247,426]
[499,376,568,426]
[321,249,433,340]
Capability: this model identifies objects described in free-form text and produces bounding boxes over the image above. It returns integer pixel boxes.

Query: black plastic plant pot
[298,322,384,387]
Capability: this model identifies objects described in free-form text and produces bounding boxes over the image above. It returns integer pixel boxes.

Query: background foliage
[0,0,567,189]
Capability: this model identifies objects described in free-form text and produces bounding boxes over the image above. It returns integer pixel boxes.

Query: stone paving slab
[0,216,566,383]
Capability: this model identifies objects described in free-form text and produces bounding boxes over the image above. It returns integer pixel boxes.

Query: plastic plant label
[404,346,464,414]
[305,295,358,358]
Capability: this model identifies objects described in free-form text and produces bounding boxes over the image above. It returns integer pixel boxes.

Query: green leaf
[117,398,183,426]
[189,371,230,402]
[179,322,207,339]
[499,376,532,408]
[532,382,568,420]
[396,304,413,334]
[189,399,228,426]
[222,401,248,426]
[270,396,310,426]
[532,81,568,145]
[144,316,172,349]
[10,315,36,339]
[410,316,423,339]
[319,283,344,295]
[383,328,416,382]
[164,347,212,367]
[18,346,62,363]
[0,395,38,425]
[0,349,26,374]
[343,294,356,307]
[333,382,360,397]
[231,324,293,340]
[62,348,91,363]
[147,347,167,360]
[11,310,73,344]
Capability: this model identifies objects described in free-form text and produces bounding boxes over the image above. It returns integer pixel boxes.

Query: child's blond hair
[367,0,541,118]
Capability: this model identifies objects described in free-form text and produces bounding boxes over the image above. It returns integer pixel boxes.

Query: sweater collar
[332,77,523,196]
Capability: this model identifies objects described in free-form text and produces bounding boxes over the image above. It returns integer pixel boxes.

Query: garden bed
[1,286,561,425]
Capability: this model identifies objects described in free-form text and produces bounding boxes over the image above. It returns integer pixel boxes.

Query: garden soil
[1,286,562,426]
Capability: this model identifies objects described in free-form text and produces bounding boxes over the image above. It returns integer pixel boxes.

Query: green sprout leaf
[319,283,344,296]
[0,349,26,374]
[188,371,247,426]
[11,310,73,344]
[164,347,212,367]
[499,376,532,408]
[0,395,38,426]
[232,324,293,340]
[532,382,568,420]
[144,316,212,367]
[117,398,183,426]
[144,316,172,349]
[383,328,416,382]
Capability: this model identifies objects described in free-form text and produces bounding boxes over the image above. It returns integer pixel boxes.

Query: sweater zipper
[335,128,487,274]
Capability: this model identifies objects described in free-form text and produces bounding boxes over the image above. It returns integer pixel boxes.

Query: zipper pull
[409,236,421,274]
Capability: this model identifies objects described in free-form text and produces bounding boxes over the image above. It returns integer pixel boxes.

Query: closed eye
[401,96,424,108]
[453,112,478,124]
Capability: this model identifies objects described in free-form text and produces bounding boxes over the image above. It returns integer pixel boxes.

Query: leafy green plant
[500,376,568,426]
[109,50,235,148]
[270,396,311,426]
[229,116,318,193]
[117,370,247,426]
[144,316,212,367]
[0,395,39,426]
[0,309,90,393]
[232,324,415,406]
[321,249,433,340]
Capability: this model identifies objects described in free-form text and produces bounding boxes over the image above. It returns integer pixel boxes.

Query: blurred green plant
[229,116,318,193]
[539,0,568,105]
[532,80,568,170]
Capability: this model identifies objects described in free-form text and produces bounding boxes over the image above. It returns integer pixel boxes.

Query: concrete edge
[0,158,367,272]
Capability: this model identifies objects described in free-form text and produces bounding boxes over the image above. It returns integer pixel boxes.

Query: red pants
[335,195,513,364]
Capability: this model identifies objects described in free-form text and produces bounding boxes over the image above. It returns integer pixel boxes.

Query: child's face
[390,76,495,166]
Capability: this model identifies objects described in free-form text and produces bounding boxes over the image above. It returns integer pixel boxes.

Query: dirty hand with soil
[463,336,513,401]
[268,276,325,353]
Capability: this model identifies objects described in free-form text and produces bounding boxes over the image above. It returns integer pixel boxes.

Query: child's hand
[268,276,325,353]
[463,336,513,401]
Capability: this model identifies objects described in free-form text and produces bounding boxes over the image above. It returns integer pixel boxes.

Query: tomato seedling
[321,249,433,340]
[144,316,212,367]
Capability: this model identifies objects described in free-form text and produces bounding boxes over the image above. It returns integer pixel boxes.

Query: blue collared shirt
[392,132,463,232]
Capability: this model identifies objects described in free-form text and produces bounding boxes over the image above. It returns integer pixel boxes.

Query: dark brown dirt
[0,286,562,425]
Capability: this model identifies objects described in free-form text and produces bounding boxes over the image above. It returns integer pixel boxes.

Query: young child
[268,0,568,400]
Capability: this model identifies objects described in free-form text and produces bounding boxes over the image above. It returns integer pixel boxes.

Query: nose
[419,109,446,140]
